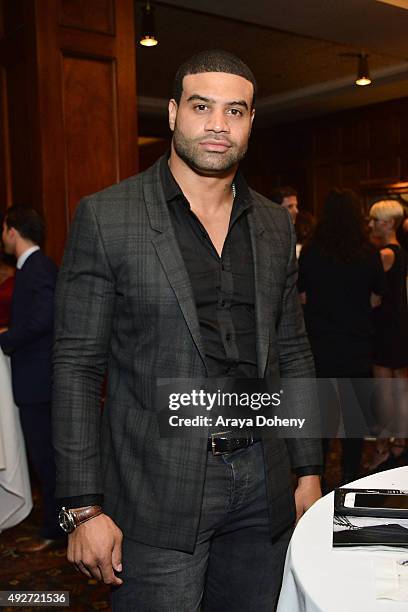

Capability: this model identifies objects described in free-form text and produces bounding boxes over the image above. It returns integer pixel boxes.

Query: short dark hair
[172,49,257,107]
[4,205,45,247]
[270,186,298,205]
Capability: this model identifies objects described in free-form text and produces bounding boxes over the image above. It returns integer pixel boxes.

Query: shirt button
[221,299,226,307]
[225,333,231,342]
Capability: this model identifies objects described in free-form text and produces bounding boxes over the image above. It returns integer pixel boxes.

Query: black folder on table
[333,488,408,548]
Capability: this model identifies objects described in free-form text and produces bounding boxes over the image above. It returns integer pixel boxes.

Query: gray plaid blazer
[53,156,321,552]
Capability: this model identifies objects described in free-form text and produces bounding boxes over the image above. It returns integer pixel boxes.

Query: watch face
[58,508,75,533]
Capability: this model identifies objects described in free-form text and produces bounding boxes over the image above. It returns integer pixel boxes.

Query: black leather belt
[207,431,261,455]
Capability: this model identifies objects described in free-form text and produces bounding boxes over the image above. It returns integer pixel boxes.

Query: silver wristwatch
[58,505,103,533]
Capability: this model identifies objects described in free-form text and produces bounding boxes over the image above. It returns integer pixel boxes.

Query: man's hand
[67,513,123,585]
[294,475,321,524]
[0,327,7,333]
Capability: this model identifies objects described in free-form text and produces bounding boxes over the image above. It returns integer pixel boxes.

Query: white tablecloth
[0,350,32,531]
[277,467,408,612]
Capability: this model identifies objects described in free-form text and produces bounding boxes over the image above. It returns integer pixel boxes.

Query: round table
[0,349,32,531]
[277,467,408,612]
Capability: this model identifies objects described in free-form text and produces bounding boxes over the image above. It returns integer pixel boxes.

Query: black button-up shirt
[161,158,320,479]
[161,157,258,378]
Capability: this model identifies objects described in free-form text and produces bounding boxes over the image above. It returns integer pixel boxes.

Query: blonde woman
[368,200,408,469]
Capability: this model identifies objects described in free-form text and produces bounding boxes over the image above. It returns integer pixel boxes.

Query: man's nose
[205,109,229,133]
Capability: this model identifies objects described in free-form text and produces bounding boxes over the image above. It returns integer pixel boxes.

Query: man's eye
[194,104,208,111]
[228,108,243,116]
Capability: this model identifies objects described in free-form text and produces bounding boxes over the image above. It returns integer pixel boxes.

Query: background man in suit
[1,206,60,550]
[53,50,322,611]
[270,186,299,224]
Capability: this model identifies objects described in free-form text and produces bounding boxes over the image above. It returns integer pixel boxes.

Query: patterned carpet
[0,440,405,611]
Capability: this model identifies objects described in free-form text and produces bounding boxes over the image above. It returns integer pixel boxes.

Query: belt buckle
[210,430,253,455]
[210,431,230,456]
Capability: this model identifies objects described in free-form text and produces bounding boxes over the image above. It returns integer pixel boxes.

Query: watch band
[70,505,103,527]
[59,505,103,533]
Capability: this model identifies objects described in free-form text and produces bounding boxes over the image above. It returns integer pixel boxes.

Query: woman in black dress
[368,199,408,468]
[298,189,385,484]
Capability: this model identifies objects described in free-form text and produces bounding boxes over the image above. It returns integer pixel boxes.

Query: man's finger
[112,538,123,573]
[98,560,123,585]
[75,561,93,579]
[81,560,103,582]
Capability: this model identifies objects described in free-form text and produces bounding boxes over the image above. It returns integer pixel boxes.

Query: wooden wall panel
[59,0,114,34]
[314,124,339,158]
[0,66,11,215]
[368,157,400,181]
[0,0,138,262]
[313,164,337,213]
[274,123,313,160]
[368,115,400,152]
[6,60,31,205]
[247,96,408,215]
[113,0,139,182]
[339,160,368,190]
[62,56,118,220]
[340,120,368,155]
[281,166,309,206]
[400,111,408,146]
[139,139,169,173]
[2,0,24,34]
[240,159,276,199]
[401,155,408,179]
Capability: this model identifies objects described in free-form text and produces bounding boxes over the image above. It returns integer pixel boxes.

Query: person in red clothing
[0,252,15,329]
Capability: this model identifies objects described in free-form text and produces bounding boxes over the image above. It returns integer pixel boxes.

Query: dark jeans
[18,402,60,539]
[111,442,292,612]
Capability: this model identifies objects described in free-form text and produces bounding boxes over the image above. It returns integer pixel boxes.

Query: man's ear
[247,108,255,138]
[168,99,178,132]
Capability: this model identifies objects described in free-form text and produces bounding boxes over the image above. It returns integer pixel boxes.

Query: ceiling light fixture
[356,53,371,86]
[139,2,158,47]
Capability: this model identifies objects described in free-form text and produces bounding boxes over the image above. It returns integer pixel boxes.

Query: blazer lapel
[142,159,208,372]
[247,203,272,378]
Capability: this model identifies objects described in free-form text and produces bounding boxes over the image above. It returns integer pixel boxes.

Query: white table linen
[0,350,32,531]
[277,466,408,612]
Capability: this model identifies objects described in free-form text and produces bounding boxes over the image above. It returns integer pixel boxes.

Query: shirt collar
[159,155,252,213]
[17,246,40,269]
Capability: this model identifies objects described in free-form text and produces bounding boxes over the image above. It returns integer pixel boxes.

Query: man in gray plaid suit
[53,50,322,611]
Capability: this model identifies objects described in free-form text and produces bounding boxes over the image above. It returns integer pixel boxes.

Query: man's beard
[172,126,248,175]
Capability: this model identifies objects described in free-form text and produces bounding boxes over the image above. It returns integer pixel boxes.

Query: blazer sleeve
[276,212,323,472]
[0,262,56,352]
[52,197,115,501]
